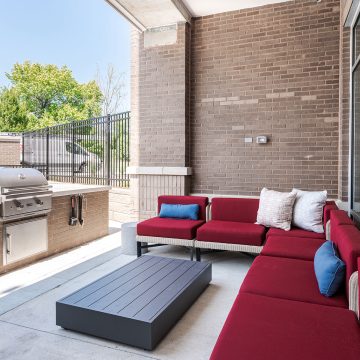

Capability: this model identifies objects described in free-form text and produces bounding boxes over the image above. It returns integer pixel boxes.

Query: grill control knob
[14,200,24,209]
[34,198,44,206]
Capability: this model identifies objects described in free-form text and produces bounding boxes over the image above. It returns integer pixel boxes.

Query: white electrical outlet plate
[256,136,268,144]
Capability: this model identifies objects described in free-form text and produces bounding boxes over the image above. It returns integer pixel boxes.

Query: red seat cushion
[158,195,208,221]
[211,197,259,223]
[262,235,325,261]
[196,220,265,246]
[137,217,204,240]
[210,293,360,360]
[240,255,347,308]
[267,226,325,239]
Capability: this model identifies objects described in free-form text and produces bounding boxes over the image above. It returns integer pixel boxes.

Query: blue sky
[0,0,131,110]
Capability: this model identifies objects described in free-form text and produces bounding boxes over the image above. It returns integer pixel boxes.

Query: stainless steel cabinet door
[4,218,48,265]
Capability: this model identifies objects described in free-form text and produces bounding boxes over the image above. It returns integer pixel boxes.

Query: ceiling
[106,0,291,30]
[182,0,289,17]
[106,0,188,30]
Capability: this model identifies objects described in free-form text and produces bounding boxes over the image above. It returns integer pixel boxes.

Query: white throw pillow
[292,189,327,233]
[256,188,297,231]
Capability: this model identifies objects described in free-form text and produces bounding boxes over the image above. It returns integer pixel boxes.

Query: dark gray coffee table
[56,255,212,350]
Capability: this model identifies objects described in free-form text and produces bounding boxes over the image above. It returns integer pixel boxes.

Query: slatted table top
[58,255,211,323]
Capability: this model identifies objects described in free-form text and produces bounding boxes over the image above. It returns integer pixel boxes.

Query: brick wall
[48,192,109,254]
[0,136,21,165]
[191,0,341,197]
[137,23,190,167]
[109,188,137,222]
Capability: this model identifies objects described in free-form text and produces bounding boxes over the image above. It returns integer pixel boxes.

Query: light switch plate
[256,136,268,144]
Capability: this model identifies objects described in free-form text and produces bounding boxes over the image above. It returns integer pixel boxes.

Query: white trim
[349,9,354,215]
[348,2,360,215]
[105,0,146,31]
[195,240,263,254]
[349,271,359,318]
[170,0,192,23]
[136,235,194,247]
[127,166,192,176]
[345,0,360,27]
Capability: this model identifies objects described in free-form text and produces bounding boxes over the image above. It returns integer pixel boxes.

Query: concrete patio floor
[0,222,253,360]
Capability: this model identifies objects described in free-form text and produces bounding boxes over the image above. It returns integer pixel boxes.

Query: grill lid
[0,167,48,189]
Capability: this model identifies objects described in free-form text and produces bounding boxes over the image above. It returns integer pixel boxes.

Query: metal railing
[21,112,130,187]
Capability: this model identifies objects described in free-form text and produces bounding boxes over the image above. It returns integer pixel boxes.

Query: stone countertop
[50,182,111,197]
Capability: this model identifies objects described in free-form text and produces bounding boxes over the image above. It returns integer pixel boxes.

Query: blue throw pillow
[314,241,345,297]
[159,203,200,220]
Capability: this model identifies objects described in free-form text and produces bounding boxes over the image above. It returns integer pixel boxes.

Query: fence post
[21,133,25,167]
[46,127,49,180]
[106,114,111,186]
[72,121,75,183]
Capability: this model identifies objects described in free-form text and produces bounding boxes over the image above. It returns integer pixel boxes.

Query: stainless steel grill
[0,167,52,222]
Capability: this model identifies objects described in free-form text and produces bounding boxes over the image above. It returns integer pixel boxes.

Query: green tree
[0,87,31,131]
[0,62,103,131]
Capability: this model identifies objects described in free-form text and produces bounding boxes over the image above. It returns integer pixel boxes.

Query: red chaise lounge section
[136,195,208,258]
[210,209,360,360]
[210,292,360,360]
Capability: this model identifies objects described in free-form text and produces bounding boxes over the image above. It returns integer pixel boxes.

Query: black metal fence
[21,112,130,187]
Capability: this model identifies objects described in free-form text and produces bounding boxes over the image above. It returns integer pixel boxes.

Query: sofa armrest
[325,220,331,240]
[206,202,212,221]
[349,269,359,319]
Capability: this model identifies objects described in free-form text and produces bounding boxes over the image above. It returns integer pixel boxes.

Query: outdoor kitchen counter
[50,182,111,197]
[0,183,110,275]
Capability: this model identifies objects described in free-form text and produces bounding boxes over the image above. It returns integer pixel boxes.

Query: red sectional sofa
[210,209,360,360]
[136,195,360,358]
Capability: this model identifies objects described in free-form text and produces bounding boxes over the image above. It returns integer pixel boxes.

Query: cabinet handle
[6,233,11,254]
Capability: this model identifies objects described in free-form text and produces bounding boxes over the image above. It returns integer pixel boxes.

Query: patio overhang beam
[105,0,191,32]
[105,0,147,31]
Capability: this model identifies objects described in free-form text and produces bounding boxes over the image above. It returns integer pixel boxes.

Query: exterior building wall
[109,188,138,222]
[129,0,347,221]
[191,0,341,197]
[130,23,192,220]
[0,136,21,165]
[137,23,190,167]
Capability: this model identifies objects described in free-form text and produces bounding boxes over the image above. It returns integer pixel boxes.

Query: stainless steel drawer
[3,217,48,265]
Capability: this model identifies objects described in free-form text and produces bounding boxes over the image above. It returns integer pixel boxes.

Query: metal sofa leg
[137,241,142,257]
[190,247,194,261]
[195,248,201,262]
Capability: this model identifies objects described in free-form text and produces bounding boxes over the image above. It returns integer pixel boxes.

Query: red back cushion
[358,258,360,313]
[211,197,259,223]
[323,201,337,228]
[157,195,208,221]
[358,257,360,312]
[330,210,353,227]
[332,225,360,297]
